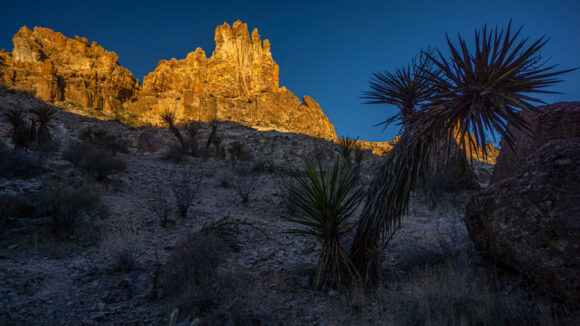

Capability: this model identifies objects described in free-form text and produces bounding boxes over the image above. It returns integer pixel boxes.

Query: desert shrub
[62,141,92,165]
[0,107,34,150]
[36,181,104,236]
[79,149,127,181]
[228,141,253,161]
[164,141,187,162]
[0,194,36,227]
[78,128,128,155]
[163,219,239,319]
[233,162,258,203]
[170,167,201,218]
[148,183,172,227]
[0,150,42,179]
[217,171,230,188]
[63,128,127,165]
[105,234,140,273]
[284,158,364,290]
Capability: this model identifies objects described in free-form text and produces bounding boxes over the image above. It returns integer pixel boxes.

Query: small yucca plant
[31,105,57,145]
[337,136,357,164]
[285,158,364,289]
[1,107,33,150]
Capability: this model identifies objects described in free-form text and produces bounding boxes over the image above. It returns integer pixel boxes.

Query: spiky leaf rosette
[363,49,436,130]
[424,21,577,160]
[285,158,364,289]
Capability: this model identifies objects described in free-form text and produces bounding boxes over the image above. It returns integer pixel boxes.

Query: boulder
[138,132,161,153]
[492,102,580,183]
[465,138,580,302]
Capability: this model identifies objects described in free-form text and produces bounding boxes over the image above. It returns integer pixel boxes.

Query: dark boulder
[492,102,580,183]
[465,138,580,302]
[138,132,160,153]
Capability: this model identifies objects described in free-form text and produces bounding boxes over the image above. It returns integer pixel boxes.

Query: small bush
[79,149,127,181]
[164,141,187,162]
[62,141,92,165]
[163,221,236,318]
[148,183,172,227]
[170,167,201,218]
[36,182,104,236]
[105,234,140,273]
[228,141,253,161]
[233,163,258,203]
[0,194,36,227]
[78,128,128,155]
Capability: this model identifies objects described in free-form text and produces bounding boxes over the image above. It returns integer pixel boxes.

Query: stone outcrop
[0,26,139,114]
[465,138,580,302]
[126,21,336,140]
[491,102,580,182]
[465,103,580,302]
[0,22,337,141]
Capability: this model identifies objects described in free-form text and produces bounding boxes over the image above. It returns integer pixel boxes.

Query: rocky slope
[0,22,337,140]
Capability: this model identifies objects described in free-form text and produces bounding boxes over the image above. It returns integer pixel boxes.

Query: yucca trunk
[315,238,358,290]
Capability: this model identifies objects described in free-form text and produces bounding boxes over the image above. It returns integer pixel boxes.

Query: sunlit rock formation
[0,22,337,141]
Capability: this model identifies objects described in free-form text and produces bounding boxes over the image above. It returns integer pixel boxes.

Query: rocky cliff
[0,26,140,114]
[0,22,337,140]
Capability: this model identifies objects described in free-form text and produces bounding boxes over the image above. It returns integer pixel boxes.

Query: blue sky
[2,0,579,142]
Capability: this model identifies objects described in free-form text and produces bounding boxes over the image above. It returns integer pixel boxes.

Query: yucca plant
[353,141,368,165]
[337,136,357,164]
[350,21,576,283]
[205,120,218,149]
[422,21,577,159]
[362,49,435,132]
[161,110,187,154]
[285,158,364,289]
[31,105,57,145]
[1,107,33,150]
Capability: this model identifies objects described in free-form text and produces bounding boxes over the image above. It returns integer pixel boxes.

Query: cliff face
[0,26,139,114]
[127,21,336,140]
[0,22,337,140]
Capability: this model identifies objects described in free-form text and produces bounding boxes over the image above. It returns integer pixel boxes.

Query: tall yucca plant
[31,105,57,145]
[285,158,364,290]
[362,49,435,131]
[161,110,187,153]
[351,21,576,282]
[422,21,577,159]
